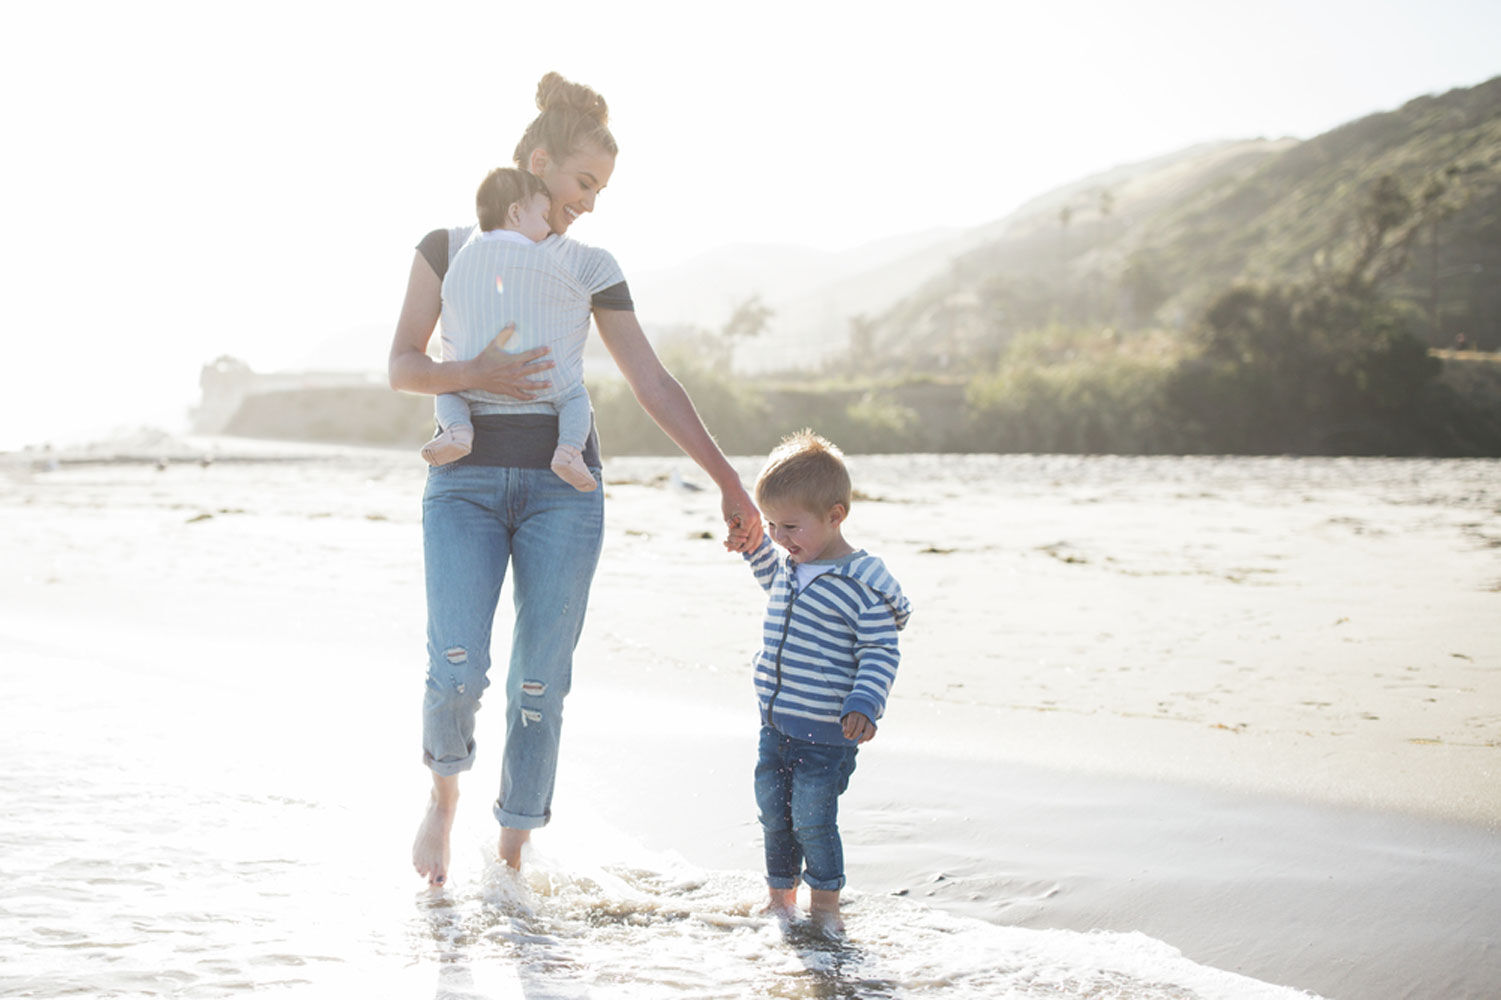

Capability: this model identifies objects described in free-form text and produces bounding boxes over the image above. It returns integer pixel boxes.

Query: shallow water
[0,756,1305,1000]
[0,661,1308,1000]
[5,447,1497,999]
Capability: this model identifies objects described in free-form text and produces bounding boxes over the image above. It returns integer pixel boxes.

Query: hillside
[861,75,1501,371]
[195,78,1501,457]
[624,141,1302,371]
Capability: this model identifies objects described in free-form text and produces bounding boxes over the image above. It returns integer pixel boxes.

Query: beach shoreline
[3,436,1497,999]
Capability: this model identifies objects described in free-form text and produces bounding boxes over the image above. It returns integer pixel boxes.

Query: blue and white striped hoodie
[744,536,912,746]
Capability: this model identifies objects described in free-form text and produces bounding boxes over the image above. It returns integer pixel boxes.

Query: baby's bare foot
[412,794,457,887]
[421,425,474,467]
[550,445,597,492]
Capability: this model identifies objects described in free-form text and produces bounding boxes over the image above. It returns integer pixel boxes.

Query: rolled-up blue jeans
[421,462,604,830]
[754,726,859,892]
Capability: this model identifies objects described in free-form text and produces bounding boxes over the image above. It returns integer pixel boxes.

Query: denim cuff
[493,801,551,831]
[765,875,799,890]
[423,749,475,778]
[802,870,846,892]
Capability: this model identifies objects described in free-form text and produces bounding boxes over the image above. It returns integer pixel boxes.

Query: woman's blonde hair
[755,429,852,514]
[512,72,618,170]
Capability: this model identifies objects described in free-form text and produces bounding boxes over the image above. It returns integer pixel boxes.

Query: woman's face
[531,144,615,235]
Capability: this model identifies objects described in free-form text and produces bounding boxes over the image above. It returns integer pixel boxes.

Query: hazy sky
[1,0,1497,449]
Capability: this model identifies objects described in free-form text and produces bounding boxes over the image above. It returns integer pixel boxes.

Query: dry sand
[2,436,1497,999]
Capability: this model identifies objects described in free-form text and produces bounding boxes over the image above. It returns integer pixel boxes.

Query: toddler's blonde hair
[755,428,852,514]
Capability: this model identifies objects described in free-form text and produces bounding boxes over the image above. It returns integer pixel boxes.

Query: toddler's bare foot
[413,788,458,888]
[809,888,844,937]
[550,445,597,492]
[421,424,474,466]
[761,887,798,919]
[809,909,845,937]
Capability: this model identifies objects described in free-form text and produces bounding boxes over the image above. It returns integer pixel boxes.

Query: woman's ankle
[498,827,530,869]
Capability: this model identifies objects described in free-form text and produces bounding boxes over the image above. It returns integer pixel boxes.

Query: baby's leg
[424,393,475,466]
[549,385,596,491]
[549,445,596,492]
[422,422,473,466]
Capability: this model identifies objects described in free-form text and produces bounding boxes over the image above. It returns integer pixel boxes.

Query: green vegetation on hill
[834,74,1501,456]
[866,76,1501,363]
[216,79,1501,457]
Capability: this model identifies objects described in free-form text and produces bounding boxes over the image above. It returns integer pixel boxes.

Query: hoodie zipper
[764,570,841,724]
[764,585,799,722]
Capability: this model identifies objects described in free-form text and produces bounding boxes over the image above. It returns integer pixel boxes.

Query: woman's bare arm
[595,308,763,549]
[387,251,555,398]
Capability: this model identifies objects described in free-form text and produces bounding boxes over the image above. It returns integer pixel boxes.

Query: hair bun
[513,73,618,168]
[536,72,609,127]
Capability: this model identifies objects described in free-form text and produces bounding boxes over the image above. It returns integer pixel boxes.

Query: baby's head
[476,167,553,242]
[755,429,853,562]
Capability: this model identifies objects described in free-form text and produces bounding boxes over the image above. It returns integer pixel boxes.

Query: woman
[390,73,761,888]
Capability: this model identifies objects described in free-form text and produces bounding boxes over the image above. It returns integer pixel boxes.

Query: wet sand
[2,437,1497,998]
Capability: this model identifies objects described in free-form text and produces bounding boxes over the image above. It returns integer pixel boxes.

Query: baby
[422,167,596,492]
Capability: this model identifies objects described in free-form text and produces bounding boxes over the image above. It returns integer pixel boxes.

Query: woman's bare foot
[413,775,459,887]
[550,445,597,492]
[421,424,474,467]
[498,826,531,870]
[809,888,844,937]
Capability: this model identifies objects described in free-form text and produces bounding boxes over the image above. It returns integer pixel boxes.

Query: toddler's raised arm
[739,534,778,593]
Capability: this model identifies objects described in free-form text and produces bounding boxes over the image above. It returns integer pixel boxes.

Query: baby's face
[513,192,553,243]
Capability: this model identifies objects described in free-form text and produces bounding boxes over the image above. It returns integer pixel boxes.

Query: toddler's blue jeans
[754,725,859,892]
[420,462,603,830]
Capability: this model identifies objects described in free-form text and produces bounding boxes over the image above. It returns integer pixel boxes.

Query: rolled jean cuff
[493,802,551,831]
[765,875,799,890]
[802,871,846,892]
[424,750,475,778]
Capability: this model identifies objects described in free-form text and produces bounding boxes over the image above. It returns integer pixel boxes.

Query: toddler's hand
[721,488,762,553]
[842,711,877,744]
[723,512,753,552]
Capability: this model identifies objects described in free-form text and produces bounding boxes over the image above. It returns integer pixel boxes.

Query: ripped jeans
[421,462,604,830]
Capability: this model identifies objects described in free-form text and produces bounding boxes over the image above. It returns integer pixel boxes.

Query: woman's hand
[721,482,762,553]
[389,252,553,399]
[387,252,558,400]
[465,325,556,400]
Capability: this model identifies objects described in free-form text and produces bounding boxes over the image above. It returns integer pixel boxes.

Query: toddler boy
[736,429,911,934]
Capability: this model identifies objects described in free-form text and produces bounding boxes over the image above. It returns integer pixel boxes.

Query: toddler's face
[513,192,553,243]
[760,499,844,563]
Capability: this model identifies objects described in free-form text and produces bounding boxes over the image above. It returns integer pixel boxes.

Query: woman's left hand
[722,483,762,553]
